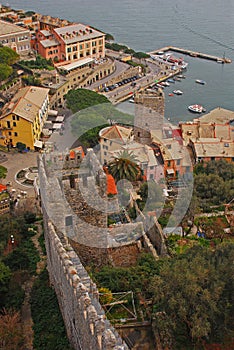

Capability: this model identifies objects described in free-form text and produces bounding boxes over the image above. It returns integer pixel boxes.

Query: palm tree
[108,150,140,182]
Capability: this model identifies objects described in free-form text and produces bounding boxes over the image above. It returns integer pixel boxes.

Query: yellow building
[0,86,50,150]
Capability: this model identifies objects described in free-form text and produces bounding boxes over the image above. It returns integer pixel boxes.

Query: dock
[148,46,232,64]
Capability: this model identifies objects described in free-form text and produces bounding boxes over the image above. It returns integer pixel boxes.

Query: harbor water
[8,0,234,123]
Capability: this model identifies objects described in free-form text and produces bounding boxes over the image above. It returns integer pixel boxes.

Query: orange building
[33,22,105,65]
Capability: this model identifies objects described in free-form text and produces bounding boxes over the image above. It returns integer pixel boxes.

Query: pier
[148,46,232,63]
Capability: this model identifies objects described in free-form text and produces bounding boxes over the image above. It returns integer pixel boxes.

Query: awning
[52,123,62,130]
[34,140,43,148]
[48,109,58,116]
[58,57,94,72]
[55,116,64,122]
[166,169,174,175]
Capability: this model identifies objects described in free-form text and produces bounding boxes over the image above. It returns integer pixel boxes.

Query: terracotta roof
[106,174,117,195]
[0,184,7,193]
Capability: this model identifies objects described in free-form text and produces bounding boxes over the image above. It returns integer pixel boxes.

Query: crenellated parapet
[45,220,129,350]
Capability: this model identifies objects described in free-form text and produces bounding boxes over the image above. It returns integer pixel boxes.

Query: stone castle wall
[39,151,129,350]
[38,147,165,349]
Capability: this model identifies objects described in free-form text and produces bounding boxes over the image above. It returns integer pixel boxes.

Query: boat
[167,78,175,83]
[195,79,206,85]
[129,97,135,103]
[156,83,165,89]
[173,90,183,95]
[174,77,182,81]
[161,81,170,86]
[177,74,186,79]
[168,93,174,96]
[188,104,204,113]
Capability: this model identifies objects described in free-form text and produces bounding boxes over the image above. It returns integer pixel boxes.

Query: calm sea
[7,0,234,123]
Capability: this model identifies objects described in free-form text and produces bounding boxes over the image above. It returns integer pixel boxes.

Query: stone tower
[133,88,165,145]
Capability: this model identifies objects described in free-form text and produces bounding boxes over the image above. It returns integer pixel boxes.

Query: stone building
[134,88,165,145]
[0,86,50,150]
[0,19,31,55]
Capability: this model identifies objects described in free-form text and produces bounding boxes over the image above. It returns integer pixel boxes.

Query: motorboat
[129,98,135,103]
[195,79,206,85]
[161,81,170,86]
[168,93,174,96]
[173,90,183,95]
[188,104,205,113]
[167,78,175,83]
[177,74,186,79]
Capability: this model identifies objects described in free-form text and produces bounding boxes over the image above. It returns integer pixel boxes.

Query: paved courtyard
[0,150,38,197]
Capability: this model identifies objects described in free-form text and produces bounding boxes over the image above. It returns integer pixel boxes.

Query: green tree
[0,165,7,179]
[0,46,19,65]
[150,243,234,348]
[108,150,140,182]
[0,63,13,81]
[65,88,109,113]
[0,262,11,295]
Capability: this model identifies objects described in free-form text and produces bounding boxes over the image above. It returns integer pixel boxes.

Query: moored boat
[173,90,183,95]
[195,79,206,85]
[188,104,204,113]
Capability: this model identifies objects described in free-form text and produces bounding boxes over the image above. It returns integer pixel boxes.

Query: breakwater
[148,46,232,63]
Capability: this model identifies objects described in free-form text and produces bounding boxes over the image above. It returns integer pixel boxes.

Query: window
[8,132,11,136]
[14,132,18,136]
[92,41,96,47]
[7,121,10,128]
[67,47,71,53]
[150,174,154,179]
[86,43,90,48]
[79,44,83,50]
[73,46,77,51]
[99,39,102,45]
[150,166,154,170]
[92,49,96,54]
[16,116,19,121]
[177,159,180,165]
[12,115,15,120]
[13,122,16,127]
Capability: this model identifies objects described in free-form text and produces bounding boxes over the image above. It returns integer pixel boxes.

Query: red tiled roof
[106,174,117,195]
[0,184,7,193]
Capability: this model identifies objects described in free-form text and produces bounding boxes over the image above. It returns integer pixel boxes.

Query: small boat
[156,83,165,89]
[161,81,170,86]
[173,90,183,95]
[177,74,186,79]
[188,104,204,113]
[168,93,174,96]
[129,98,135,103]
[174,77,182,81]
[167,78,175,83]
[196,79,206,85]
